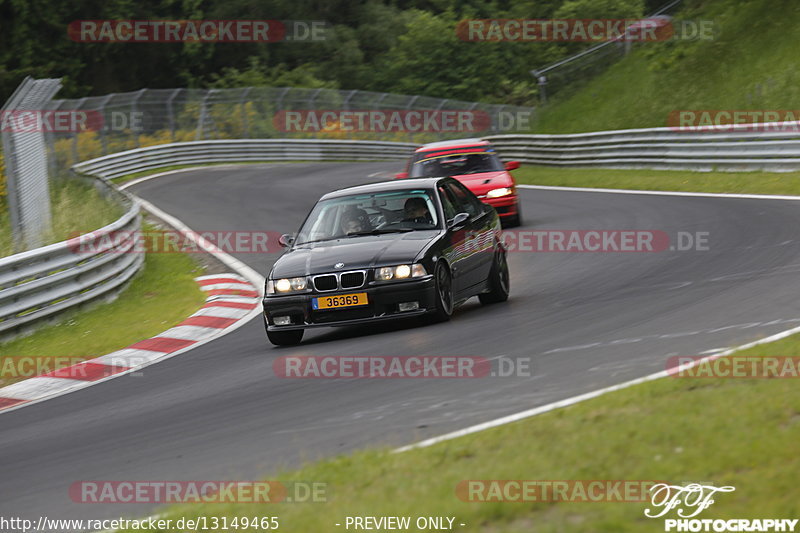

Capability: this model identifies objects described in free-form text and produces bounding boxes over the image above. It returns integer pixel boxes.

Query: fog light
[274,316,292,326]
[398,301,419,312]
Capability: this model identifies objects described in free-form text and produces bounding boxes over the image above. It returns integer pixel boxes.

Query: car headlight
[266,277,308,295]
[486,187,514,199]
[375,263,427,281]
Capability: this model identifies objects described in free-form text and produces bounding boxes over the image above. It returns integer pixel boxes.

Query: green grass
[536,0,800,133]
[0,242,207,386]
[0,179,122,257]
[118,332,800,532]
[514,165,800,195]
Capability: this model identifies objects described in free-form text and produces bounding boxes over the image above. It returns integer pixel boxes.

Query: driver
[403,197,432,224]
[464,153,485,173]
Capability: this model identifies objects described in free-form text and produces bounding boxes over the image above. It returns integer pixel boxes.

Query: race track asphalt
[3,162,800,521]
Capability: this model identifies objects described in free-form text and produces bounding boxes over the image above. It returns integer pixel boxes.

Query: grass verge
[0,237,207,387]
[0,178,122,257]
[120,333,800,532]
[514,165,800,196]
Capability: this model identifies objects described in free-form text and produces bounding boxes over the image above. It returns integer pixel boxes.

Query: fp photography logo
[645,483,798,532]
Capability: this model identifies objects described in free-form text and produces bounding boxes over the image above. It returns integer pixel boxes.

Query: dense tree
[0,0,654,103]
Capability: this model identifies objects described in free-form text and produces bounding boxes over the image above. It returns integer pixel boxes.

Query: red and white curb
[0,273,262,414]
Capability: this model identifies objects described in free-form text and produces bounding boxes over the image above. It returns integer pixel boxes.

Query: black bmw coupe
[262,177,510,345]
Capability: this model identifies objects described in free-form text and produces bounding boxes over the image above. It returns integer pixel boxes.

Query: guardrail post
[131,88,146,147]
[240,87,252,138]
[71,97,87,163]
[404,95,420,143]
[196,91,212,141]
[97,93,114,155]
[166,89,179,142]
[536,74,548,105]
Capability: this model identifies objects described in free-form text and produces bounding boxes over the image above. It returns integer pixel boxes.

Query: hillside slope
[536,0,800,133]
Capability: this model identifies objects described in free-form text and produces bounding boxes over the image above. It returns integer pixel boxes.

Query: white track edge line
[518,184,800,201]
[393,323,800,452]
[119,161,308,190]
[129,196,266,290]
[119,165,248,190]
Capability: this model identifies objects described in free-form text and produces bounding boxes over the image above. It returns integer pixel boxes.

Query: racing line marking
[542,318,800,354]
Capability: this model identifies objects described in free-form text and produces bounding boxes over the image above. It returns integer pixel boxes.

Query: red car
[396,138,522,227]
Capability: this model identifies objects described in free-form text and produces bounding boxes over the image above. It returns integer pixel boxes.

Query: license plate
[313,292,368,310]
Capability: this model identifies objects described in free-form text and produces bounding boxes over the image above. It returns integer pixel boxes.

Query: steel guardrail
[486,124,800,172]
[0,180,142,338]
[72,139,419,179]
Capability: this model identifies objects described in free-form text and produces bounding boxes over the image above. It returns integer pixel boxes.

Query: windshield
[409,148,504,177]
[295,189,439,245]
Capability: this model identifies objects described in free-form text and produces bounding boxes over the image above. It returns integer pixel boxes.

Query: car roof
[414,138,489,153]
[320,177,447,200]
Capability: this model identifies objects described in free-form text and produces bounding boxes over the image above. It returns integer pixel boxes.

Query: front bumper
[262,276,436,331]
[481,195,519,217]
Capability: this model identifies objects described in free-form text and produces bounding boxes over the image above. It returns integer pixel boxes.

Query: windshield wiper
[346,227,414,237]
[295,238,335,245]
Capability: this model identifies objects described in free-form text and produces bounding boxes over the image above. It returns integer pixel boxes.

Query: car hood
[452,171,514,196]
[270,231,439,278]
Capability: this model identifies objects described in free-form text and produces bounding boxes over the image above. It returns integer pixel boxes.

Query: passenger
[342,207,370,234]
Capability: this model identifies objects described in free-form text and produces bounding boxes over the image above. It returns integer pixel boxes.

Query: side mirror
[504,161,520,171]
[278,234,295,248]
[395,172,409,179]
[448,212,470,231]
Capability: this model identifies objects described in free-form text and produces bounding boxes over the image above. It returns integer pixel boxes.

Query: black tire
[264,317,304,346]
[427,261,454,323]
[479,249,510,304]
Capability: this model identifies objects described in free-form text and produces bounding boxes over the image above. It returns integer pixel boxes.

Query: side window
[446,181,481,218]
[438,186,457,221]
